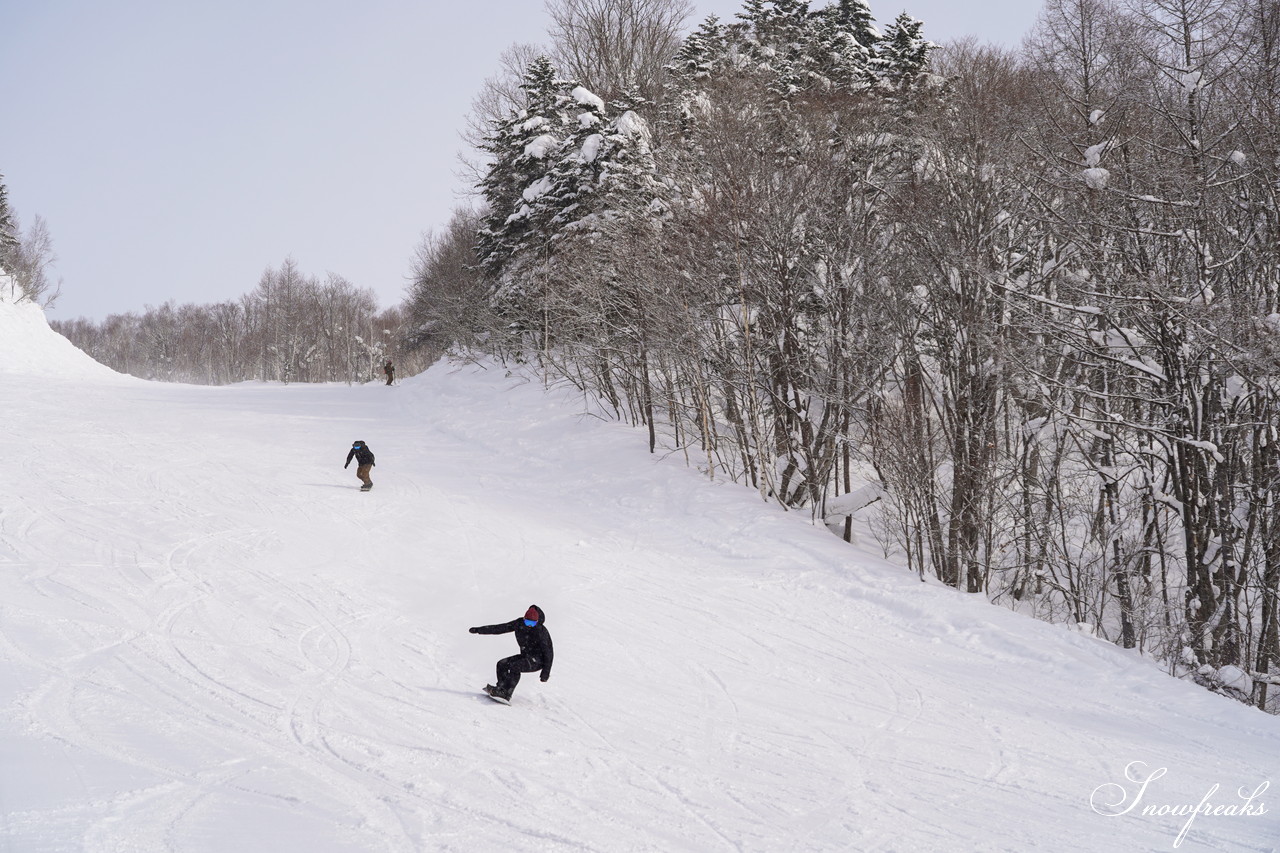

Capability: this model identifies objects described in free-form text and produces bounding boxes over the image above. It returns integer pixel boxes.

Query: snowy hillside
[1,293,1277,852]
[0,285,126,381]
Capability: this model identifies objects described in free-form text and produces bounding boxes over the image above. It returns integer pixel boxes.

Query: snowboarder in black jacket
[470,605,553,702]
[344,440,375,491]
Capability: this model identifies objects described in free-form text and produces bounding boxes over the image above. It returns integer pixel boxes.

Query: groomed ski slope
[1,294,1278,853]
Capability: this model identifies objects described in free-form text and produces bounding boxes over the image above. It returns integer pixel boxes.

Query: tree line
[3,172,425,385]
[405,0,1280,712]
[51,258,426,384]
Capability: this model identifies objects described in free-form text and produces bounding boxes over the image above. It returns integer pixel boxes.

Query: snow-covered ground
[2,292,1277,852]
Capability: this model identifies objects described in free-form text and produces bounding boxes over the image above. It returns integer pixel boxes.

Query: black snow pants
[496,654,543,696]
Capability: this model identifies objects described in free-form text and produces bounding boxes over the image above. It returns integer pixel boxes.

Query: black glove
[344,463,349,469]
[468,627,478,634]
[540,673,549,682]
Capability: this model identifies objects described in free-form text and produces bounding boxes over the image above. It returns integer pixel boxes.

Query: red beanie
[524,606,539,622]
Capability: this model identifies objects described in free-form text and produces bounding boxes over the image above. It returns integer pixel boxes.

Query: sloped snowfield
[1,295,1277,852]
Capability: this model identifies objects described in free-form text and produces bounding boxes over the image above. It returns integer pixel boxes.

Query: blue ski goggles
[523,619,537,627]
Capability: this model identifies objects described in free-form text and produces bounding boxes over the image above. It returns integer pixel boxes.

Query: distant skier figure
[344,440,375,491]
[469,605,553,703]
[383,360,395,386]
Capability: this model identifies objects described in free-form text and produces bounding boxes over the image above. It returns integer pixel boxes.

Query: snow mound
[0,281,126,380]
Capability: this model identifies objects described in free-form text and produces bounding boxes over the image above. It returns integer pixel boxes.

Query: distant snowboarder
[344,440,375,491]
[469,605,553,703]
[383,360,395,386]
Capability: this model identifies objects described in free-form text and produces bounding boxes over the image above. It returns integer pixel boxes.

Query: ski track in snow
[2,303,1280,852]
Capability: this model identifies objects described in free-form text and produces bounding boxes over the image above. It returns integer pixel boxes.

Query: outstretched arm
[469,620,519,635]
[344,448,356,468]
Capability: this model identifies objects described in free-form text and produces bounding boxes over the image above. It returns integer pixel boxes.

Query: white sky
[1,0,1043,320]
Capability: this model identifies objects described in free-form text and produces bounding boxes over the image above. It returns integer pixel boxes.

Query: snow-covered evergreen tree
[565,92,666,237]
[874,11,934,87]
[475,57,671,343]
[734,0,817,97]
[824,0,879,48]
[541,84,613,237]
[808,3,878,90]
[667,15,728,86]
[477,56,575,282]
[666,15,730,136]
[671,0,895,102]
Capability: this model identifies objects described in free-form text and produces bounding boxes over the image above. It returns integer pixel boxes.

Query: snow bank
[0,282,127,380]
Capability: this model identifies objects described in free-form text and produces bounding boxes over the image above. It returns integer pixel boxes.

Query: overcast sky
[1,0,1043,320]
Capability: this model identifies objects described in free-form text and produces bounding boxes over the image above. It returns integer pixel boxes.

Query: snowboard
[483,685,510,705]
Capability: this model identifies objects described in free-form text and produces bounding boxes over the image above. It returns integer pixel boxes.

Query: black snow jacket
[471,605,554,679]
[345,444,375,468]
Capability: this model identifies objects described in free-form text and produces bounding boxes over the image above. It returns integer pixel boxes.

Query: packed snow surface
[1,295,1278,852]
